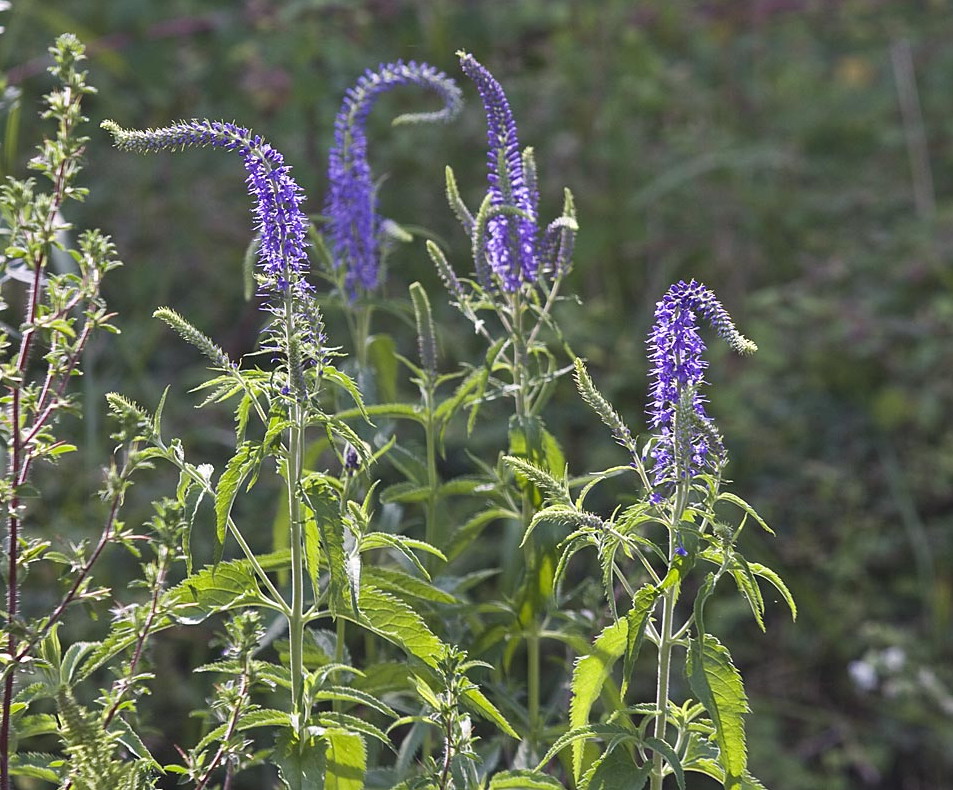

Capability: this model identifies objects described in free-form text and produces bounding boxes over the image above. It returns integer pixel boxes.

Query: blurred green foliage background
[3,1,953,787]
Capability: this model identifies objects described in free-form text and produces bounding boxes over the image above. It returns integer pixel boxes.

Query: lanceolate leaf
[214,441,259,559]
[324,730,366,790]
[322,365,369,421]
[462,686,519,740]
[568,620,628,780]
[313,687,395,718]
[643,736,685,790]
[355,586,517,738]
[580,745,649,790]
[363,566,457,605]
[686,635,750,789]
[447,507,517,561]
[748,562,797,621]
[537,724,637,771]
[716,492,775,535]
[8,753,61,784]
[317,713,393,749]
[168,560,274,624]
[489,769,565,789]
[274,729,327,790]
[300,476,352,616]
[621,585,659,698]
[355,585,443,666]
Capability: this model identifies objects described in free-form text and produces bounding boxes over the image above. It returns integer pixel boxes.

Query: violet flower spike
[458,51,539,291]
[101,119,310,297]
[326,60,463,297]
[646,279,756,500]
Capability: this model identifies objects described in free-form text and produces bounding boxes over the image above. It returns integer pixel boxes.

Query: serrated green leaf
[360,532,445,579]
[363,566,456,605]
[748,562,797,621]
[168,560,272,624]
[644,736,685,790]
[110,714,160,766]
[569,620,628,779]
[729,562,766,632]
[15,713,58,739]
[502,455,568,505]
[324,729,366,790]
[525,506,596,549]
[447,508,517,561]
[335,402,424,425]
[489,769,565,789]
[313,686,396,718]
[462,687,518,740]
[214,442,259,559]
[581,745,649,790]
[301,476,353,616]
[685,757,769,790]
[323,366,369,422]
[275,729,327,790]
[537,724,636,771]
[9,752,62,783]
[317,712,393,749]
[354,585,443,667]
[195,708,293,753]
[621,585,659,698]
[508,418,566,506]
[380,482,431,504]
[686,635,750,789]
[433,364,483,425]
[716,492,774,535]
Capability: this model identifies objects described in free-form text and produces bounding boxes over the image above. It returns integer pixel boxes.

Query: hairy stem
[650,481,689,790]
[286,286,307,730]
[509,289,543,751]
[424,377,440,572]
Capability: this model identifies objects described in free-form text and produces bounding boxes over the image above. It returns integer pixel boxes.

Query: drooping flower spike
[101,119,310,297]
[326,60,463,296]
[458,51,539,291]
[646,279,756,500]
[103,119,329,400]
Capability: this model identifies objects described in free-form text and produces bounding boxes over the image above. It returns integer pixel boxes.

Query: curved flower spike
[458,51,539,291]
[102,119,310,297]
[326,60,463,296]
[646,279,757,498]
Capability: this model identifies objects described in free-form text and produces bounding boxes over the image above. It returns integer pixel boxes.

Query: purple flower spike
[102,119,310,297]
[646,279,756,496]
[458,52,539,291]
[326,61,463,297]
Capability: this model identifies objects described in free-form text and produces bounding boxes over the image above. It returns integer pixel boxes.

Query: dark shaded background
[3,1,953,788]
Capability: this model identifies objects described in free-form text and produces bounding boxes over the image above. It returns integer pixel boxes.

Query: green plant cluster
[2,2,952,789]
[0,30,798,790]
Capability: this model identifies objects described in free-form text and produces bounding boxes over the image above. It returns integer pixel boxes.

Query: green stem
[288,417,305,727]
[650,481,689,790]
[424,381,440,571]
[286,290,307,732]
[510,289,543,751]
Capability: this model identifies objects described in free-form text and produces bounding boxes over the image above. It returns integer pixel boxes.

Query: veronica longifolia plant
[102,112,515,789]
[515,282,795,789]
[418,51,583,756]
